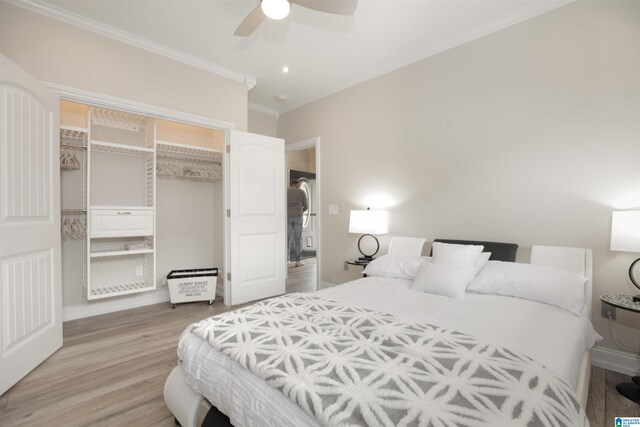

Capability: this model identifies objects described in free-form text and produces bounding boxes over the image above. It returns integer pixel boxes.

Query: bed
[164,240,598,427]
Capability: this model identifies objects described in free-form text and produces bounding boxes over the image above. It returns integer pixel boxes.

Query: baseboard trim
[63,280,328,321]
[591,345,640,376]
[63,289,171,321]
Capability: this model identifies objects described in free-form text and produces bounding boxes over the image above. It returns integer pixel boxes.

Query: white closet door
[0,54,62,395]
[228,130,285,305]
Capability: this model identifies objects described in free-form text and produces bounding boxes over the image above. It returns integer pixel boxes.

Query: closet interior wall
[60,101,225,309]
[155,120,225,298]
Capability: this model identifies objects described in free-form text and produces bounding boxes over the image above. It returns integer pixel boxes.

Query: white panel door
[228,130,285,305]
[0,54,62,395]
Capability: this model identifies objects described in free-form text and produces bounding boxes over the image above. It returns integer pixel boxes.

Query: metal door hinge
[226,145,230,154]
[227,272,231,281]
[226,209,230,218]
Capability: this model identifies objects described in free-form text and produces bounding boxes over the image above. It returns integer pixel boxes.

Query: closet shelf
[157,157,222,182]
[89,205,153,211]
[89,281,154,299]
[156,140,222,163]
[90,140,155,156]
[60,125,88,140]
[62,208,87,214]
[91,108,151,132]
[90,248,154,258]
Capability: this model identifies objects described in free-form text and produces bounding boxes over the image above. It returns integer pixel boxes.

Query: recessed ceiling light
[282,66,289,73]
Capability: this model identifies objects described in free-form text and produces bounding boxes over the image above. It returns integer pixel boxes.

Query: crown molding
[5,0,257,90]
[279,0,574,115]
[45,81,236,130]
[248,102,279,118]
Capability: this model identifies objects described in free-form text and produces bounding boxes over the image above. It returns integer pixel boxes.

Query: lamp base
[358,256,374,262]
[357,234,380,260]
[629,258,640,300]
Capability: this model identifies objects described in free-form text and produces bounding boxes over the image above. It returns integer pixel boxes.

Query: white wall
[248,109,278,137]
[0,2,248,128]
[277,0,640,355]
[156,179,222,292]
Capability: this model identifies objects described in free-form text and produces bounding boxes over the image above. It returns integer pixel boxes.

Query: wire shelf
[156,140,222,162]
[60,125,88,140]
[91,140,155,156]
[91,108,150,132]
[89,281,154,298]
[90,248,154,258]
[156,157,222,182]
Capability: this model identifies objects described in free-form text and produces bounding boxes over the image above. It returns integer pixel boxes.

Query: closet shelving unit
[86,107,156,300]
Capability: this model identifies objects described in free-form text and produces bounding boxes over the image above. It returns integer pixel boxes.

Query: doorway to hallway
[286,137,321,292]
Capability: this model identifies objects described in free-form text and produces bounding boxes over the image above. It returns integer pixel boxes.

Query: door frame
[285,137,321,290]
[43,82,234,306]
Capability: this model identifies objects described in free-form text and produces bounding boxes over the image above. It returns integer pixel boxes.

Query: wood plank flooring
[1,257,638,426]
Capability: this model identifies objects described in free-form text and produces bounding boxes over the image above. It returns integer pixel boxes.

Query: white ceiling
[35,0,570,114]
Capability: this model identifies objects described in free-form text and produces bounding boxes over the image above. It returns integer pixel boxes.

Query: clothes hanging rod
[61,142,87,149]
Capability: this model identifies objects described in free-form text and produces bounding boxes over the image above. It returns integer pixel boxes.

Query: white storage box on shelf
[167,268,218,309]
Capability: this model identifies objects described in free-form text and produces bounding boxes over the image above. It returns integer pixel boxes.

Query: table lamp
[349,208,388,260]
[610,211,640,302]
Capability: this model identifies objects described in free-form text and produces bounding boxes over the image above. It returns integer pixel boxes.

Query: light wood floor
[1,258,638,426]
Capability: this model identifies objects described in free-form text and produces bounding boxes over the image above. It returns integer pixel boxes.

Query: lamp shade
[611,211,640,252]
[349,209,388,235]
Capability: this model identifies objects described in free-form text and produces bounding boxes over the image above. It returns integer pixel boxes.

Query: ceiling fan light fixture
[261,0,290,20]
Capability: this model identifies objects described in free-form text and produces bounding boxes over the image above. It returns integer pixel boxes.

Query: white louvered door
[0,54,62,395]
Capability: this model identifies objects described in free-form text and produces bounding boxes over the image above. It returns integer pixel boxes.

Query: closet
[1,53,283,393]
[60,101,224,307]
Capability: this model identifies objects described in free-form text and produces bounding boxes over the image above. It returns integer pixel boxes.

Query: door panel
[228,130,285,305]
[0,53,61,395]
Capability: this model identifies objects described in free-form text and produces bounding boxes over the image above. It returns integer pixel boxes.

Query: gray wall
[277,1,640,352]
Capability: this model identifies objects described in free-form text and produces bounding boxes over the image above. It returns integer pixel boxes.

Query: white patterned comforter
[187,292,587,427]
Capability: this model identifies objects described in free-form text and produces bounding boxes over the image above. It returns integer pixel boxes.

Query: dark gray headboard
[430,239,518,262]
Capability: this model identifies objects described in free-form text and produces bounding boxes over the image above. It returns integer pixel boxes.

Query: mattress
[178,276,599,427]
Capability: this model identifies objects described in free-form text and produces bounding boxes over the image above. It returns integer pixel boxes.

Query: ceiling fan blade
[292,0,358,16]
[234,4,266,37]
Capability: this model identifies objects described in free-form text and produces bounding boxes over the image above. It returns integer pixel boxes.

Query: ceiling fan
[234,0,358,37]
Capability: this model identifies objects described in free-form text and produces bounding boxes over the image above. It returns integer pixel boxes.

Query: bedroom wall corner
[276,0,640,367]
[248,108,278,137]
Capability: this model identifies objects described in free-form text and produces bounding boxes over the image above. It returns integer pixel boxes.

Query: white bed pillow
[467,261,587,315]
[474,252,491,276]
[362,255,431,280]
[431,242,484,268]
[411,262,475,299]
